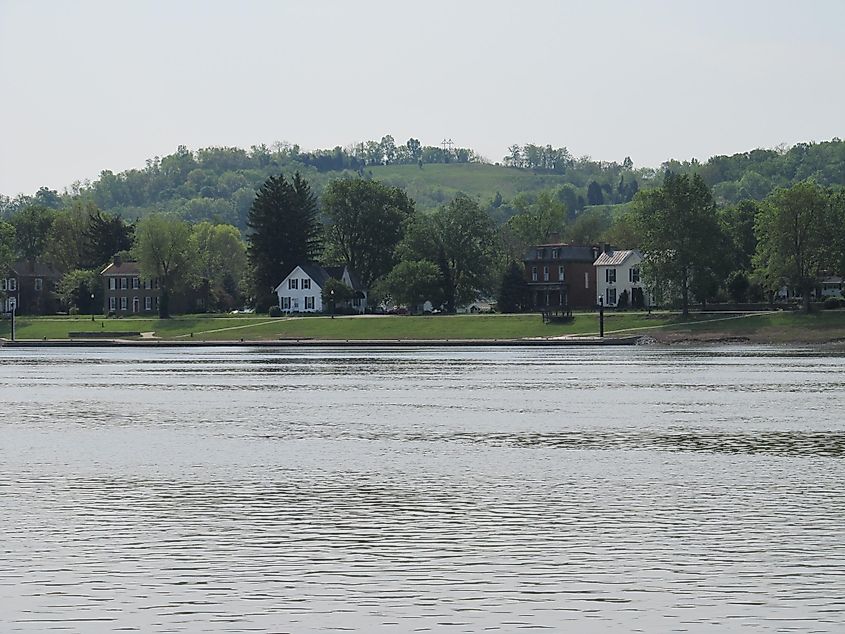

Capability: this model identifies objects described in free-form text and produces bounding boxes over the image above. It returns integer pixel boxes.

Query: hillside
[2,137,843,231]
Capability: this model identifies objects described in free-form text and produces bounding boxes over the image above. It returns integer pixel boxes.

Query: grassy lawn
[4,312,672,341]
[4,310,845,343]
[652,310,845,343]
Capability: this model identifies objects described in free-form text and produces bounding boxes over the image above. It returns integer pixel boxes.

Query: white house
[274,264,367,314]
[594,249,650,308]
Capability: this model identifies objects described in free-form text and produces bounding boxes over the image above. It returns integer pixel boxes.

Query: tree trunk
[681,269,690,318]
[802,286,812,314]
[159,284,170,319]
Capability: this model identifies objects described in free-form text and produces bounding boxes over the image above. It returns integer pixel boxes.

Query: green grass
[5,310,845,343]
[368,164,575,207]
[4,312,670,342]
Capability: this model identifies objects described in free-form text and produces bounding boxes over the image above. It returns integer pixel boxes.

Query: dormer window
[552,249,559,259]
[535,249,543,260]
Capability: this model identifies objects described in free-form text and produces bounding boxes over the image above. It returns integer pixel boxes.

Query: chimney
[113,254,122,266]
[603,243,612,254]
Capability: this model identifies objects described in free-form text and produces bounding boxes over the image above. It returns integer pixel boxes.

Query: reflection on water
[1,345,844,632]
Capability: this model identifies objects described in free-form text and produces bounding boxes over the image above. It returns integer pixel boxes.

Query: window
[558,266,565,282]
[535,249,544,260]
[302,279,311,290]
[120,297,127,311]
[132,277,140,289]
[606,268,616,284]
[293,298,300,310]
[108,277,116,290]
[552,249,559,259]
[543,266,549,281]
[584,272,589,289]
[606,288,617,305]
[7,297,16,311]
[630,267,640,283]
[289,278,298,290]
[305,296,315,310]
[34,278,43,291]
[8,278,16,291]
[144,279,152,290]
[282,297,291,310]
[120,277,128,290]
[0,279,6,291]
[144,296,152,311]
[531,266,538,282]
[109,297,116,311]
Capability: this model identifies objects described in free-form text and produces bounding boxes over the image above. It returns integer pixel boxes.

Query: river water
[1,345,844,632]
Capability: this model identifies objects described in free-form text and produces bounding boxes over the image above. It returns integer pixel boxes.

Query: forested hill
[2,137,844,231]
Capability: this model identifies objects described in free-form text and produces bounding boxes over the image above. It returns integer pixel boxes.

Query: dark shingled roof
[11,260,62,279]
[100,260,143,276]
[522,244,598,262]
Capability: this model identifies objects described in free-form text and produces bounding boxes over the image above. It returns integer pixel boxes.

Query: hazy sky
[1,0,843,195]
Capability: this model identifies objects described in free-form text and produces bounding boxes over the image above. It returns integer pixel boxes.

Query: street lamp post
[330,289,335,319]
[91,293,95,322]
[598,295,605,338]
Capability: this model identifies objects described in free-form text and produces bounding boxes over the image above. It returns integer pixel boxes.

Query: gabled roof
[594,250,640,266]
[275,263,367,292]
[10,260,62,278]
[101,260,142,275]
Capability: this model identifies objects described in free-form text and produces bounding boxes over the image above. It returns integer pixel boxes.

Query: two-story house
[100,257,160,315]
[594,249,650,308]
[523,243,601,310]
[1,261,61,315]
[275,264,367,314]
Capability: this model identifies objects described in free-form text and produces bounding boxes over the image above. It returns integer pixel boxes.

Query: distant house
[820,276,843,299]
[594,249,651,309]
[523,242,601,310]
[1,260,62,315]
[274,264,367,314]
[100,255,206,315]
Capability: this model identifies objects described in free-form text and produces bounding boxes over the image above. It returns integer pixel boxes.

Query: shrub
[268,305,283,317]
[823,297,843,310]
[68,307,80,316]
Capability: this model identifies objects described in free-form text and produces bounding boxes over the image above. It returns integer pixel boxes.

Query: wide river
[1,345,844,632]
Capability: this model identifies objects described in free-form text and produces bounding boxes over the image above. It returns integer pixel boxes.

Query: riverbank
[2,310,844,346]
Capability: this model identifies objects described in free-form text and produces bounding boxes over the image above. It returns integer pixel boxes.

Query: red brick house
[523,243,601,310]
[1,260,62,315]
[100,256,208,316]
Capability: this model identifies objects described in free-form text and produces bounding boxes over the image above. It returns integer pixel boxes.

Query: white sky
[1,0,843,195]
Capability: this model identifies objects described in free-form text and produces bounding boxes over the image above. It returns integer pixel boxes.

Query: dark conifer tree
[497,261,529,313]
[247,173,321,311]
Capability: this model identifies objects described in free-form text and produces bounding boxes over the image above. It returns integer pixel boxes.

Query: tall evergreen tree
[497,261,528,313]
[247,173,321,310]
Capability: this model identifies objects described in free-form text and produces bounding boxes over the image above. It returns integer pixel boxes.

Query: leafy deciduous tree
[632,173,723,317]
[132,214,196,318]
[753,181,837,312]
[322,178,415,288]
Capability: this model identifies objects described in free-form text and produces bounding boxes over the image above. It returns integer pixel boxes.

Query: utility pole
[598,295,604,338]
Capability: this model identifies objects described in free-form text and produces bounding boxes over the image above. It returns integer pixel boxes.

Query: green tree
[504,190,567,248]
[321,277,353,312]
[247,173,321,311]
[497,261,528,313]
[56,269,99,312]
[753,181,837,312]
[719,199,759,272]
[632,173,723,317]
[565,208,612,244]
[83,210,134,269]
[379,260,442,311]
[399,194,496,312]
[0,221,15,273]
[132,214,196,318]
[322,178,415,287]
[11,205,56,260]
[192,221,247,310]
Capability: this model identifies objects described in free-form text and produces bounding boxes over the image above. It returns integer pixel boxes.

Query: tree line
[6,138,842,236]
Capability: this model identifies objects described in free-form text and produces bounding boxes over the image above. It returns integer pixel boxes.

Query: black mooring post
[599,296,604,338]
